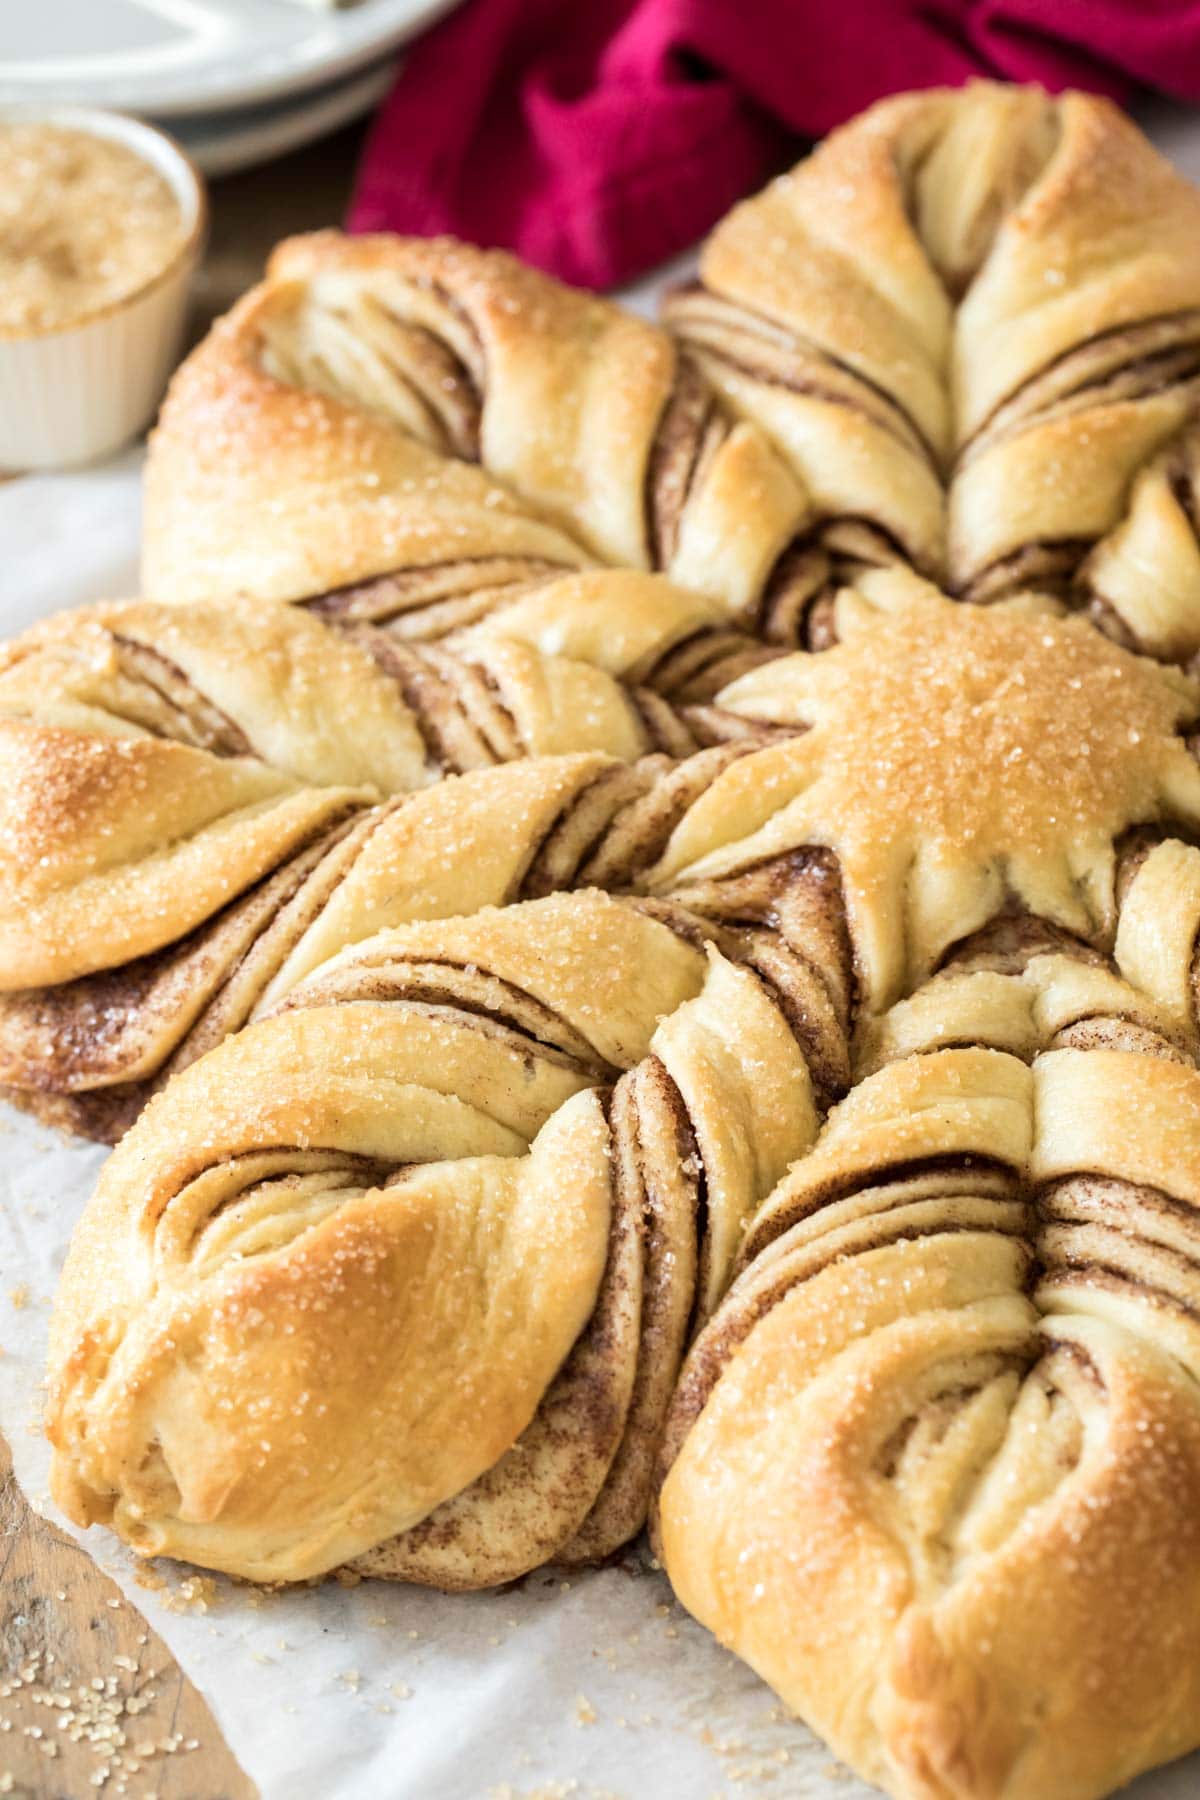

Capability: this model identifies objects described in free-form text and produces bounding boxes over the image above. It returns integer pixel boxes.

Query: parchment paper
[2,235,1199,1800]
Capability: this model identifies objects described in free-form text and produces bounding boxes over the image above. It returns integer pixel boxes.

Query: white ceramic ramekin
[0,106,207,471]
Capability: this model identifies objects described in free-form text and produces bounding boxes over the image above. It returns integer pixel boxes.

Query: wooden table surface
[0,119,367,1800]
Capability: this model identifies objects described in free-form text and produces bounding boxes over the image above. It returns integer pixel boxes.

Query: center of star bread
[790,597,1199,863]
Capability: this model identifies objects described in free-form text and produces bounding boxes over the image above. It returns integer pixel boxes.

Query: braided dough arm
[142,275,592,608]
[663,85,964,575]
[658,1042,1200,1800]
[0,535,818,1137]
[47,1004,612,1582]
[148,287,780,696]
[0,744,662,1139]
[0,717,366,992]
[0,596,434,794]
[0,585,657,998]
[657,823,1200,1800]
[671,82,1200,661]
[1,550,801,1136]
[952,93,1200,617]
[146,234,807,624]
[47,890,804,1586]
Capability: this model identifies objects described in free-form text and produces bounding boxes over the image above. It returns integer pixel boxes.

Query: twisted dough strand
[0,580,788,1136]
[668,83,1200,662]
[47,891,817,1585]
[658,920,1200,1800]
[145,233,890,647]
[147,93,1200,664]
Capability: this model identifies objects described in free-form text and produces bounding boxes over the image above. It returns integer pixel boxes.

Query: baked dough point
[45,892,816,1585]
[660,1043,1200,1800]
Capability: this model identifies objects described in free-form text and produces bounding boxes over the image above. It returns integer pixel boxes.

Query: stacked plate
[0,0,461,174]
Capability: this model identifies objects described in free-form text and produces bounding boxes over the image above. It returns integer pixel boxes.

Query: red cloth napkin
[350,0,1200,290]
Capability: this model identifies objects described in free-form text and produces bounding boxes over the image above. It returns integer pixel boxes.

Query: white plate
[170,56,397,175]
[0,0,457,117]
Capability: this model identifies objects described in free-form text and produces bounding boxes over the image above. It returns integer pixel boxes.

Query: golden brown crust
[0,580,784,1130]
[669,82,1200,660]
[46,893,816,1583]
[145,232,810,628]
[0,746,667,1136]
[651,726,1200,1797]
[652,572,1200,1007]
[143,277,590,608]
[157,87,1200,663]
[0,713,366,990]
[658,1050,1200,1800]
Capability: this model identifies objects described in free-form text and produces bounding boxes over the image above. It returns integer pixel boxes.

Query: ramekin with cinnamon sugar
[0,107,206,470]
